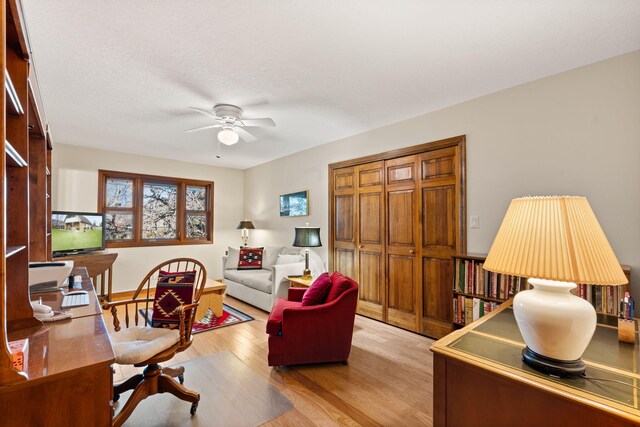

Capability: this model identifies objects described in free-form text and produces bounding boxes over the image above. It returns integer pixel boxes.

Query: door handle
[409,249,415,255]
[358,245,364,249]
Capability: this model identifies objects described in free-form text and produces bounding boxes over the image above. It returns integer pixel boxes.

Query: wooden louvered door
[355,162,385,321]
[329,135,466,338]
[332,166,357,279]
[420,146,461,338]
[385,155,420,332]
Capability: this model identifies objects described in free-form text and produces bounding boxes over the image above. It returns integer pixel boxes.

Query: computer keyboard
[61,293,90,308]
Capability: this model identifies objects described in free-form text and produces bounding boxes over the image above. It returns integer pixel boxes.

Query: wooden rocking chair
[102,258,207,427]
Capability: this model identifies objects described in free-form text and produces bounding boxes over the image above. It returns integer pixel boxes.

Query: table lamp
[484,196,628,377]
[237,220,255,247]
[292,225,322,279]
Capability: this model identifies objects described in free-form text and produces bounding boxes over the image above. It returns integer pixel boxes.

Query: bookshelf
[452,253,527,327]
[1,0,54,386]
[452,254,632,328]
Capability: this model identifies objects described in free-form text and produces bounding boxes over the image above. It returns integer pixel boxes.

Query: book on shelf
[453,257,527,300]
[453,295,498,326]
[578,283,623,316]
[452,255,527,326]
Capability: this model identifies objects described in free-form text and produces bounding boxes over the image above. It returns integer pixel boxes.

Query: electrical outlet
[470,216,479,229]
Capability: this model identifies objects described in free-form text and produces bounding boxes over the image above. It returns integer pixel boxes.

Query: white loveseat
[222,246,325,312]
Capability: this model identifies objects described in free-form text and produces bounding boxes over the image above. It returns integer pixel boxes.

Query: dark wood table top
[432,300,640,422]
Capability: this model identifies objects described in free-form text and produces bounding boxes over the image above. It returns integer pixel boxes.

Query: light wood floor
[110,296,436,426]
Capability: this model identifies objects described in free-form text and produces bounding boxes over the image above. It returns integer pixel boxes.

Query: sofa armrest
[288,287,306,302]
[272,262,305,300]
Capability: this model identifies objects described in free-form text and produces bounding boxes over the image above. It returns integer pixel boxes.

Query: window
[98,170,214,247]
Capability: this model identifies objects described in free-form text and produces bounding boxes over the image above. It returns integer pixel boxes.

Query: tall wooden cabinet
[329,136,466,338]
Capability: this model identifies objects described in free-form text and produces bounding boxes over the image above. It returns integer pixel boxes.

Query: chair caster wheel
[113,393,120,402]
[178,373,184,384]
[190,403,198,415]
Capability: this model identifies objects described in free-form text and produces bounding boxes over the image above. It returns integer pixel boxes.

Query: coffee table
[196,279,227,319]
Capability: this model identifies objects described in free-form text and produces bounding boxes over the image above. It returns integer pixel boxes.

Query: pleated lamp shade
[484,196,627,285]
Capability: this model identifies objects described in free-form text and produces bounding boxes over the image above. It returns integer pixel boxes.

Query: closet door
[355,162,385,321]
[385,155,420,332]
[420,146,460,338]
[332,167,357,279]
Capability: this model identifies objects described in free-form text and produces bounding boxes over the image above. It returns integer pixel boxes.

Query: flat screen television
[51,211,105,257]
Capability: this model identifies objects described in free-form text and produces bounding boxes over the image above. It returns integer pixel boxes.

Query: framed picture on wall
[280,190,309,217]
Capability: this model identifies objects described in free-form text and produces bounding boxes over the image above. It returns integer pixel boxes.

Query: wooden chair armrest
[102,297,154,310]
[177,302,200,345]
[103,298,155,332]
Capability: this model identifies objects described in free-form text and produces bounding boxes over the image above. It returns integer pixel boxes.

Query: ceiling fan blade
[188,107,218,119]
[240,118,276,127]
[235,127,257,142]
[185,124,222,133]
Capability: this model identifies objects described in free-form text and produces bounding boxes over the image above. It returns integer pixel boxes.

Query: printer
[28,261,74,293]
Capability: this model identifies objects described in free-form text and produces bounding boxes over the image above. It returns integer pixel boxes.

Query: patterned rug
[139,304,253,335]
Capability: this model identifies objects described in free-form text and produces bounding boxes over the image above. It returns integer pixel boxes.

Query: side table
[196,279,227,319]
[288,276,314,288]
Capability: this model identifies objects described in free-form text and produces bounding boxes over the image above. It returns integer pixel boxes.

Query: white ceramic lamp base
[513,278,597,377]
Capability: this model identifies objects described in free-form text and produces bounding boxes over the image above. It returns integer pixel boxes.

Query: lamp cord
[581,373,640,391]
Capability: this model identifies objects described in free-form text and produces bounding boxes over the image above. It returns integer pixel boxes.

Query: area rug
[139,304,253,335]
[117,351,293,427]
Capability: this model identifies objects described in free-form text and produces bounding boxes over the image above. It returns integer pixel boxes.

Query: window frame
[98,170,214,248]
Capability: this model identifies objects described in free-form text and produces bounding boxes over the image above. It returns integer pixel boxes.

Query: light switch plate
[470,216,479,228]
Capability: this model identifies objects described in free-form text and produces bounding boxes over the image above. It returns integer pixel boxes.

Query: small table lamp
[292,225,322,279]
[484,196,628,377]
[237,220,255,247]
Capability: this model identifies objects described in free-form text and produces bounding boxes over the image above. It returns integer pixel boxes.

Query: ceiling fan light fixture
[218,128,239,145]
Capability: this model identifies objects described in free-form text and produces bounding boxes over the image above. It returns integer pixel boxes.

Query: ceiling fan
[185,104,275,145]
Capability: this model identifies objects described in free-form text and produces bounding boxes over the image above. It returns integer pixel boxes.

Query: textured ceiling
[21,1,640,169]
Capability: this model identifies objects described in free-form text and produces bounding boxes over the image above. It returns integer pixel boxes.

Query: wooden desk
[431,301,640,427]
[0,268,115,426]
[56,250,118,302]
[288,276,313,288]
[30,267,103,319]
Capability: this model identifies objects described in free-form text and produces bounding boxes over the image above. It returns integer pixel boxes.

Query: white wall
[244,51,640,295]
[52,144,244,292]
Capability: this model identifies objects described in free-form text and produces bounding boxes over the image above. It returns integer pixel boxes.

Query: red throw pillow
[301,272,332,306]
[238,247,264,270]
[326,272,354,303]
[152,270,195,328]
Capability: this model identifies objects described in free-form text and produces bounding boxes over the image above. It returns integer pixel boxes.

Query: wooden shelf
[5,70,24,115]
[6,246,26,258]
[27,80,45,138]
[453,290,505,303]
[453,253,489,262]
[7,0,30,60]
[5,140,27,167]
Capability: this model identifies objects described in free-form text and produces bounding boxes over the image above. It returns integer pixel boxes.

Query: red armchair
[266,273,359,366]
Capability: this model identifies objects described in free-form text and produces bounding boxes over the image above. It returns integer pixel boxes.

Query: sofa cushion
[225,247,240,270]
[326,272,354,303]
[224,269,273,293]
[238,247,264,270]
[262,246,285,271]
[301,273,332,306]
[267,298,301,334]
